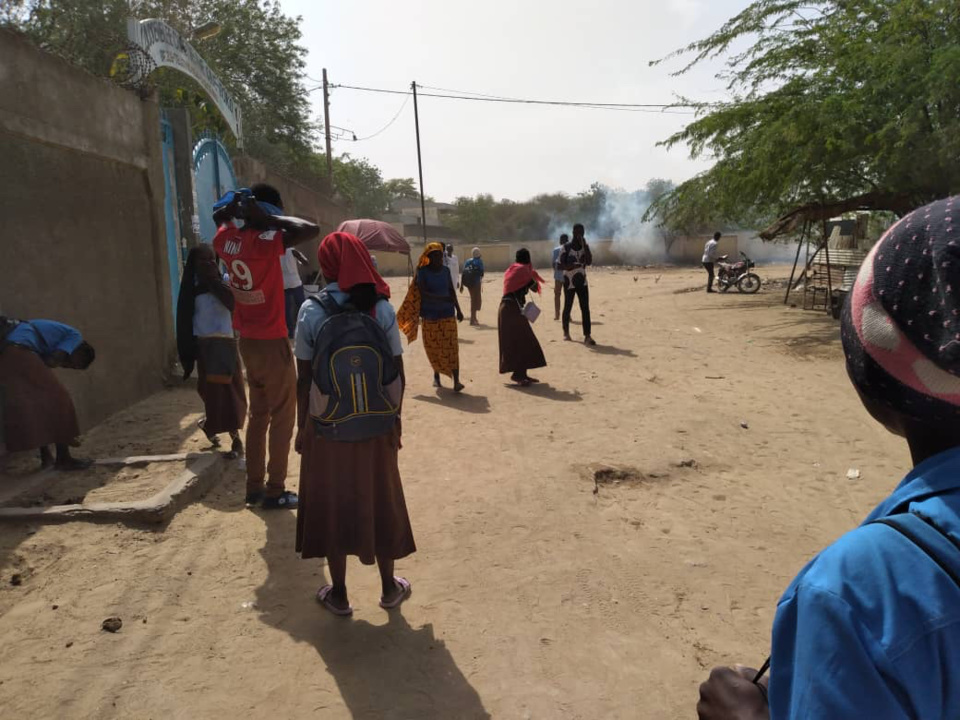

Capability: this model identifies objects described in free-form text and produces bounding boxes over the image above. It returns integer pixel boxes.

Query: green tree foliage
[446,194,497,242]
[650,0,960,238]
[384,178,420,205]
[4,0,314,164]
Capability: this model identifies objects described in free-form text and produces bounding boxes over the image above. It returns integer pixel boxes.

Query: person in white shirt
[281,247,309,338]
[444,244,460,290]
[702,232,721,293]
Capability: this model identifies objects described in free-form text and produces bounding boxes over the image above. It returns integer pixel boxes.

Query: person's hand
[396,416,403,450]
[456,308,464,322]
[294,426,305,454]
[697,666,769,720]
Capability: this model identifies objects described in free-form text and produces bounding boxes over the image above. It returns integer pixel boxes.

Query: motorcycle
[716,252,761,294]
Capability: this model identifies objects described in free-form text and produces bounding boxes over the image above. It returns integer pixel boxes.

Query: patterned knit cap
[842,195,960,421]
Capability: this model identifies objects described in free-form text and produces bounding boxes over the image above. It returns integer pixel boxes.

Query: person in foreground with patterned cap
[697,195,960,720]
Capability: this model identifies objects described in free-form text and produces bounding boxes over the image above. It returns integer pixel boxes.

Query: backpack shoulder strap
[308,290,345,317]
[870,512,960,590]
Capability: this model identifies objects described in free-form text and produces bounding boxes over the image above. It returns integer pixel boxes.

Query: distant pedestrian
[444,244,460,290]
[213,183,319,509]
[703,231,721,293]
[499,248,547,386]
[294,232,415,616]
[0,318,95,470]
[461,247,485,325]
[177,245,246,457]
[552,234,569,321]
[560,224,596,346]
[281,247,309,339]
[397,242,465,392]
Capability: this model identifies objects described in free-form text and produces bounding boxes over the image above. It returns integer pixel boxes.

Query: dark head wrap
[842,194,960,422]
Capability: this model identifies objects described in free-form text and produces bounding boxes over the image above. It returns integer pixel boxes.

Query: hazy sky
[278,0,752,202]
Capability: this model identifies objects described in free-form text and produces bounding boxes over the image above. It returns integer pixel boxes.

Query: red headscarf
[503,262,546,296]
[318,232,391,298]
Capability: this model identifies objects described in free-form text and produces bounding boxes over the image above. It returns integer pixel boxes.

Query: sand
[0,266,909,719]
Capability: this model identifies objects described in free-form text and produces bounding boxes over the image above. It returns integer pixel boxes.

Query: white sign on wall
[127,18,243,146]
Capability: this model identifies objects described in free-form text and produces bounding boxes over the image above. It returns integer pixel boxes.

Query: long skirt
[421,316,459,377]
[0,345,80,452]
[467,282,482,314]
[297,421,416,565]
[196,339,247,436]
[498,298,547,375]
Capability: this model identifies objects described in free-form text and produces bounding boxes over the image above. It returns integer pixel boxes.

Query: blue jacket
[770,447,960,718]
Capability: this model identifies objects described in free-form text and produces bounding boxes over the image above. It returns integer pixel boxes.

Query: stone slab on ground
[0,453,224,525]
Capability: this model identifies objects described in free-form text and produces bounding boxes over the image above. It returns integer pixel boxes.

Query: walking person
[703,231,721,293]
[213,183,319,509]
[696,195,960,720]
[0,318,95,470]
[398,242,465,392]
[281,247,309,339]
[294,232,415,616]
[461,247,485,325]
[176,245,246,457]
[499,248,547,387]
[552,234,568,321]
[444,244,460,291]
[560,224,596,346]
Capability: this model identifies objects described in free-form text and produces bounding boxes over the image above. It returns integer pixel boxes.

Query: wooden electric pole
[323,68,333,188]
[412,81,428,244]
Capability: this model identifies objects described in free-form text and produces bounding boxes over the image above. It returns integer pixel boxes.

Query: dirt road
[0,267,908,719]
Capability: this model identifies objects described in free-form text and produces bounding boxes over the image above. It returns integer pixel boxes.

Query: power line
[330,83,700,114]
[352,93,411,141]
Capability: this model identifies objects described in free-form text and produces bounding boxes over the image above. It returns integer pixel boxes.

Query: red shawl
[503,262,546,295]
[317,232,391,298]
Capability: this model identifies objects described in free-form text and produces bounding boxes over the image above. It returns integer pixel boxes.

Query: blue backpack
[307,291,401,442]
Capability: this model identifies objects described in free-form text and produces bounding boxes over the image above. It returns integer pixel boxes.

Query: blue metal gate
[159,115,182,318]
[193,135,237,244]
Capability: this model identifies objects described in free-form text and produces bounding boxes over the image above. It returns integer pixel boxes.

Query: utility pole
[323,68,333,189]
[412,81,428,244]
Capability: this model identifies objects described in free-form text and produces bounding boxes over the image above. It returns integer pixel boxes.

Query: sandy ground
[0,266,910,719]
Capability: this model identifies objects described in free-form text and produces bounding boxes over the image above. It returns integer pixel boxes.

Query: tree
[649,0,960,239]
[447,194,497,242]
[4,0,314,161]
[384,178,420,207]
[332,155,391,219]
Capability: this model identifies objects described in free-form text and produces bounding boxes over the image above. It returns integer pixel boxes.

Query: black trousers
[562,284,591,337]
[703,262,715,291]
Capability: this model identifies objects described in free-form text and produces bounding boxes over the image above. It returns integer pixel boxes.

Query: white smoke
[600,191,667,264]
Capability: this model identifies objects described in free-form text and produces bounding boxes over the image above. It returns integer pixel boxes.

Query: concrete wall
[0,29,174,431]
[233,156,349,277]
[667,235,739,264]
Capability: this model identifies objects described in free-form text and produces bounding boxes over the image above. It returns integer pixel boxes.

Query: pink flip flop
[316,585,353,617]
[379,577,412,609]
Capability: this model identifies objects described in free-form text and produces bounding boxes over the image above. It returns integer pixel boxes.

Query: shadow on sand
[412,392,492,414]
[504,382,582,402]
[254,512,490,719]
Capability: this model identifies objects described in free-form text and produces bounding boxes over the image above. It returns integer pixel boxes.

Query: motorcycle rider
[703,231,721,293]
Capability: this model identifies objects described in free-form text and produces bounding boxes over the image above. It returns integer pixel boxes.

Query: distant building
[382,198,460,244]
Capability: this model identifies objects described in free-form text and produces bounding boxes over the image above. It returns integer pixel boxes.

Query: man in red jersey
[213,184,319,509]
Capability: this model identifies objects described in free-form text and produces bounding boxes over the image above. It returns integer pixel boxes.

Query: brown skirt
[296,422,416,565]
[196,341,247,436]
[0,345,80,452]
[467,281,482,314]
[498,298,547,374]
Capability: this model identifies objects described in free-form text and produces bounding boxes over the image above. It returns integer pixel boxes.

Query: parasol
[336,219,411,255]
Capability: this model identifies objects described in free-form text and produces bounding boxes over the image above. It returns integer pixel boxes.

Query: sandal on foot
[379,577,412,609]
[317,585,353,617]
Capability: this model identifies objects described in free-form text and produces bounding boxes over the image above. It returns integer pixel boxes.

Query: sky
[278,0,753,203]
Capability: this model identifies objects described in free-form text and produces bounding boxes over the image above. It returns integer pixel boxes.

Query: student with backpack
[697,195,960,719]
[293,232,416,617]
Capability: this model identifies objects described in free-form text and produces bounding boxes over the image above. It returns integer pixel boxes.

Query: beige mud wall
[0,30,174,432]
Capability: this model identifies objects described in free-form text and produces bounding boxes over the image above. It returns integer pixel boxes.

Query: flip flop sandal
[379,577,412,610]
[316,585,353,617]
